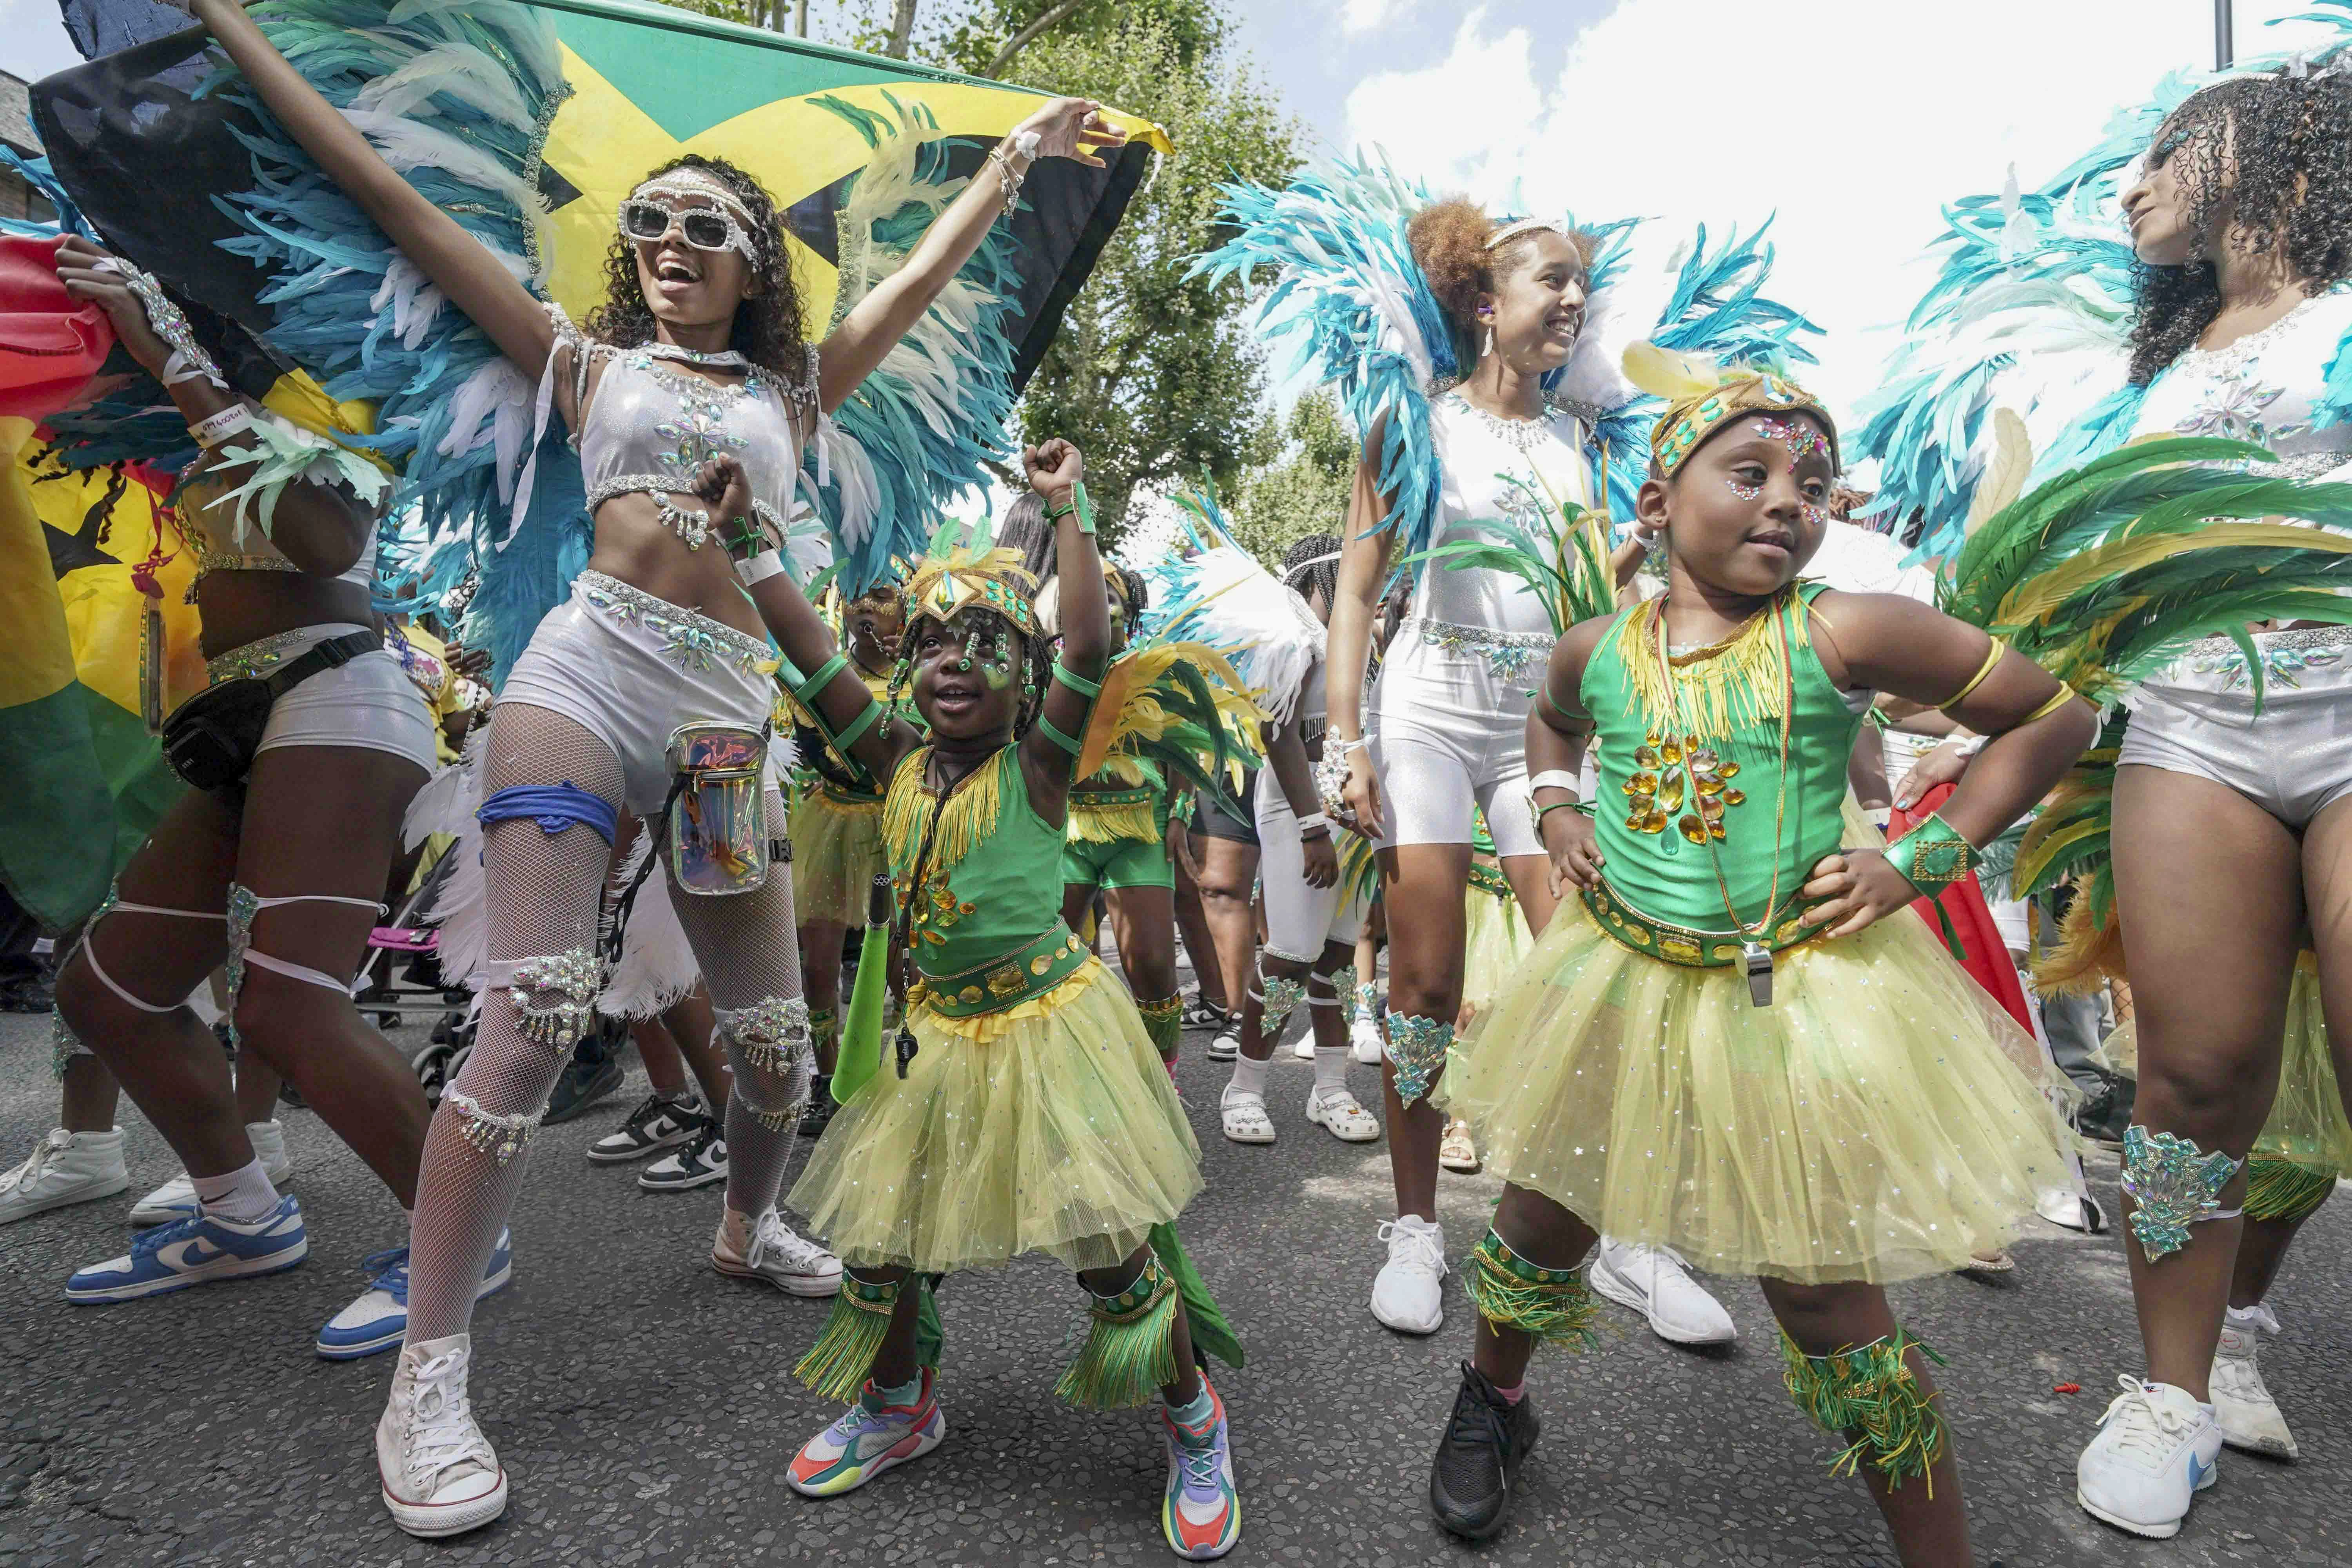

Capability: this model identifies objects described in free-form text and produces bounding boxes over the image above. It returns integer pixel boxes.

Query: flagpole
[2215,0,2233,70]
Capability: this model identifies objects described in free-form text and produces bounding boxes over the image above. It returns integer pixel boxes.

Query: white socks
[1312,1044,1350,1096]
[192,1157,281,1223]
[1228,1054,1270,1099]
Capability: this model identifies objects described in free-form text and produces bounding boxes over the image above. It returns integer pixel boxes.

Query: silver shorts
[2120,627,2352,828]
[497,571,776,815]
[205,621,437,773]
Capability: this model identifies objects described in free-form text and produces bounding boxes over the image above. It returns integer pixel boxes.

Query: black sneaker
[1430,1360,1541,1541]
[544,1029,626,1125]
[588,1093,705,1164]
[1182,996,1229,1030]
[799,1074,836,1139]
[639,1122,728,1192]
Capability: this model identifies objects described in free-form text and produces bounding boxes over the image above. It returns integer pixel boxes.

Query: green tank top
[1581,583,1860,949]
[884,746,1091,1017]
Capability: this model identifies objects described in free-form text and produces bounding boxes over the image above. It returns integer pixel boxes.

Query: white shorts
[205,622,437,773]
[499,571,777,815]
[1255,774,1370,960]
[1369,624,1546,858]
[2120,627,2352,829]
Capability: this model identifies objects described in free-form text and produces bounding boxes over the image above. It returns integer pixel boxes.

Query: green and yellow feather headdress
[1625,343,1839,478]
[902,524,1038,638]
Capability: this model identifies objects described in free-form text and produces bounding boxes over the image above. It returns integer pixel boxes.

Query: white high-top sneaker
[377,1333,507,1538]
[2210,1310,2297,1459]
[129,1120,293,1225]
[0,1128,129,1225]
[2077,1376,2222,1539]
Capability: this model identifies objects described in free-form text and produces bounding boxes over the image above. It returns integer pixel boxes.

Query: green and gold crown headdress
[1626,342,1839,479]
[903,521,1038,638]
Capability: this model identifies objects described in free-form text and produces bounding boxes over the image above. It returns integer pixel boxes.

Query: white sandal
[1220,1087,1276,1145]
[1439,1118,1481,1173]
[1305,1087,1381,1143]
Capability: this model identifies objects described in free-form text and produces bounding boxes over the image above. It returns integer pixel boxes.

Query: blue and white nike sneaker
[2077,1375,2222,1539]
[65,1195,309,1303]
[316,1230,515,1360]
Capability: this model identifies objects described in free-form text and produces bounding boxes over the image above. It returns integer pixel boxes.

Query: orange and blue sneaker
[787,1368,946,1497]
[1160,1376,1240,1560]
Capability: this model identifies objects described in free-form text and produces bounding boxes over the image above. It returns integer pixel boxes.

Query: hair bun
[1407,197,1496,331]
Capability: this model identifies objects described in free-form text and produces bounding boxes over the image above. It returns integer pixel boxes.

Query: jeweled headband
[904,545,1040,639]
[1624,342,1839,479]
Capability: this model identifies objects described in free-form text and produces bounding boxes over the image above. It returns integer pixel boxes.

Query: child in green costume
[1426,348,2095,1563]
[744,439,1243,1561]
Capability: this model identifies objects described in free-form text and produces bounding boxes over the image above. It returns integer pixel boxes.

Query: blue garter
[479,783,618,844]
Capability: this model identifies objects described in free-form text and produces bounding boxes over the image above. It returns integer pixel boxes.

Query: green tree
[1228,390,1352,567]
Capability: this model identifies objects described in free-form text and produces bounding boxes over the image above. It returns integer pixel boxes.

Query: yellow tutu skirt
[791,786,886,927]
[788,957,1202,1274]
[2097,954,2351,1178]
[1443,896,2074,1285]
[1461,885,1532,1017]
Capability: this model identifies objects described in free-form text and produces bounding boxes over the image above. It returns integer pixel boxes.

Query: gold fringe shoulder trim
[1611,586,1811,745]
[883,746,1009,889]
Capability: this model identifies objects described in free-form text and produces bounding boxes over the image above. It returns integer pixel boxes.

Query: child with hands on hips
[1426,349,2094,1567]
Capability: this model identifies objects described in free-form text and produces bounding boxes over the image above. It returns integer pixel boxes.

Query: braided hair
[1281,533,1342,613]
[2128,67,2352,385]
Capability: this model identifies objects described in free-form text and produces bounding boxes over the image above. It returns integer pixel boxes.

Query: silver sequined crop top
[573,339,820,539]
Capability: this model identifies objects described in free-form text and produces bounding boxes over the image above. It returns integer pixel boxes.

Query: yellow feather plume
[1964,408,2032,537]
[1621,342,1723,405]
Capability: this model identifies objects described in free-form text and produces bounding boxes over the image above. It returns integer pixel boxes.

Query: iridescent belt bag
[663,721,780,895]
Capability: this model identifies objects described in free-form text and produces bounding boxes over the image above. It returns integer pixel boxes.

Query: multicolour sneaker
[1161,1376,1240,1560]
[64,1195,309,1303]
[787,1368,946,1497]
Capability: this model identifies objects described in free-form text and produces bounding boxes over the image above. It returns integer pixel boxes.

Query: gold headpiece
[904,544,1038,638]
[1625,342,1838,479]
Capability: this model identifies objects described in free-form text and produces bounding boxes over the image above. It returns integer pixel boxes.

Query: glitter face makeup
[1725,475,1764,500]
[1751,416,1833,465]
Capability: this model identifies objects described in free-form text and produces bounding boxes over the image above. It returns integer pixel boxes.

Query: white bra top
[1415,391,1594,636]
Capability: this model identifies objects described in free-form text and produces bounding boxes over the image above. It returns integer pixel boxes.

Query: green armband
[1882,811,1977,898]
[1050,659,1102,698]
[1170,790,1197,826]
[1045,481,1097,536]
[831,698,885,753]
[1035,713,1085,757]
[793,652,850,706]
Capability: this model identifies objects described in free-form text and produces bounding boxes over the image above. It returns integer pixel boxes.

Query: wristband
[1296,812,1332,838]
[1882,810,1977,898]
[1044,480,1096,535]
[188,404,254,448]
[734,548,785,586]
[1526,769,1580,800]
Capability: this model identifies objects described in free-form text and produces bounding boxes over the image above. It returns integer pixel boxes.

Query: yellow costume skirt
[788,957,1202,1275]
[792,785,886,927]
[1443,895,2074,1285]
[2098,953,2351,1180]
[1461,883,1532,1018]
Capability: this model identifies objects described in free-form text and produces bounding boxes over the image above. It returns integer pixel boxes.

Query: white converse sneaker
[1349,1016,1383,1065]
[377,1332,506,1538]
[1220,1086,1276,1145]
[0,1128,128,1225]
[1588,1238,1736,1346]
[1370,1215,1446,1335]
[2076,1376,2222,1539]
[713,1208,843,1298]
[1304,1085,1379,1143]
[129,1120,293,1225]
[2211,1319,2297,1459]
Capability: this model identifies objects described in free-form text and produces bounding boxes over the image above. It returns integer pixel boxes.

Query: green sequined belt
[1071,786,1157,811]
[1468,862,1514,902]
[1581,874,1829,968]
[907,923,1094,1019]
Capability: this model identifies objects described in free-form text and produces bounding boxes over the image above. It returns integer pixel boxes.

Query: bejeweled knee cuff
[1056,1253,1181,1410]
[718,995,814,1129]
[51,1013,90,1080]
[1780,1329,1949,1492]
[443,1087,541,1164]
[488,946,604,1050]
[1385,1013,1452,1107]
[2122,1125,2243,1261]
[1255,966,1307,1037]
[795,1272,904,1402]
[1463,1229,1599,1352]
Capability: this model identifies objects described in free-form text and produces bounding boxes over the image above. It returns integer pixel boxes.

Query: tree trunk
[793,0,807,36]
[884,0,919,57]
[986,0,1087,77]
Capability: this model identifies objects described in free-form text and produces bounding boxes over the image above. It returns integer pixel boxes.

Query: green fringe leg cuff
[794,1272,905,1402]
[1463,1230,1601,1352]
[2244,1158,2337,1224]
[1137,994,1183,1065]
[1780,1329,1951,1494]
[1055,1254,1181,1410]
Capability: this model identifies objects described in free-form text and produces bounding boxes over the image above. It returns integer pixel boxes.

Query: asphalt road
[2,1001,2347,1568]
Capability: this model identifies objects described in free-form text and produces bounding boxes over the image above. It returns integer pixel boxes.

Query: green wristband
[1045,481,1097,535]
[1883,810,1977,898]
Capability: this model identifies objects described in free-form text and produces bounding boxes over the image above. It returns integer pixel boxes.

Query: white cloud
[1339,0,2350,432]
[1339,0,1420,35]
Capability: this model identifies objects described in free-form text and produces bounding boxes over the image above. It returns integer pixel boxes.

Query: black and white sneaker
[1182,996,1229,1031]
[587,1094,704,1165]
[638,1123,728,1192]
[1429,1360,1541,1541]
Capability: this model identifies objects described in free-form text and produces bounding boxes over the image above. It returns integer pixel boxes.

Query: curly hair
[1281,532,1342,610]
[582,153,811,382]
[1406,198,1599,347]
[2127,69,2352,385]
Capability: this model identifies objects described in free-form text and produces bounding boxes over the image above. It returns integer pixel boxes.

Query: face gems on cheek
[1725,475,1764,501]
[1800,503,1827,531]
[1751,417,1832,465]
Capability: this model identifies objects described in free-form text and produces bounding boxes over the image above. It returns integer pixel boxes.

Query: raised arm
[1017,439,1107,812]
[816,99,1126,412]
[1325,437,1399,837]
[189,0,557,381]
